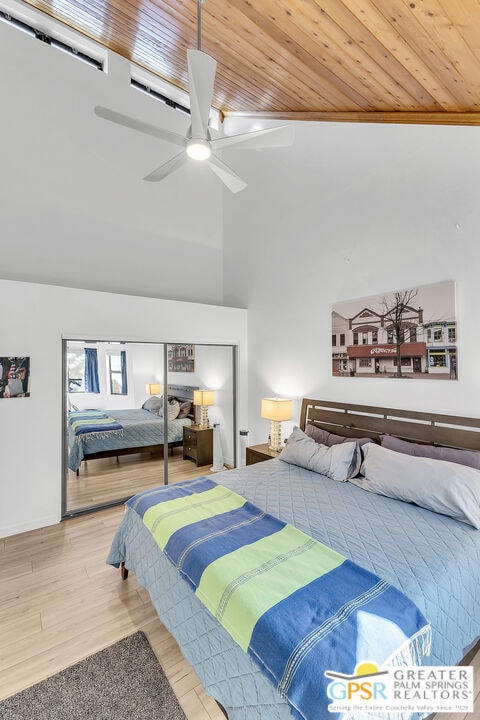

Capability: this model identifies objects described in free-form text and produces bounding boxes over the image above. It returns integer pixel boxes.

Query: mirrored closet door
[62,339,237,517]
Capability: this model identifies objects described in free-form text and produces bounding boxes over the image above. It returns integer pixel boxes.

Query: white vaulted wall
[222,120,480,443]
[0,9,223,304]
[0,280,247,537]
[3,2,480,536]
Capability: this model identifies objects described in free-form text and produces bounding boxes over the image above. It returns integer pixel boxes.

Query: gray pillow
[306,423,374,448]
[380,435,480,471]
[279,426,361,482]
[351,443,480,529]
[142,396,162,413]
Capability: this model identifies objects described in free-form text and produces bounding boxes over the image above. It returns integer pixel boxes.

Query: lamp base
[268,420,283,453]
[199,405,209,429]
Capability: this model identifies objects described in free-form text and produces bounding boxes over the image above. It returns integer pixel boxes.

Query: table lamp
[145,383,162,396]
[193,389,215,428]
[261,397,292,452]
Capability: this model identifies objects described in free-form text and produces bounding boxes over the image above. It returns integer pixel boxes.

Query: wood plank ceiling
[19,0,480,125]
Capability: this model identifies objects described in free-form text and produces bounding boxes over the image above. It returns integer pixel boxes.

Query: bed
[107,399,480,719]
[68,385,196,473]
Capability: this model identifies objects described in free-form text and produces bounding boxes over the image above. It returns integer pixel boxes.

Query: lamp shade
[261,397,292,422]
[145,383,162,395]
[194,389,215,406]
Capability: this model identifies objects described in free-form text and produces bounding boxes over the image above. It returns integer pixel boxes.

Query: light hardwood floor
[66,446,201,512]
[2,462,479,720]
[2,453,223,719]
[0,505,225,719]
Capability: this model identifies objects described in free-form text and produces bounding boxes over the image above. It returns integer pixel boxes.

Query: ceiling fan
[94,0,294,193]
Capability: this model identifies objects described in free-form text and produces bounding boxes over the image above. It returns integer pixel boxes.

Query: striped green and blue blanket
[128,477,431,720]
[67,410,123,441]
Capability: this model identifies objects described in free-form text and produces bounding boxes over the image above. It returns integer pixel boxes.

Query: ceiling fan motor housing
[186,138,211,160]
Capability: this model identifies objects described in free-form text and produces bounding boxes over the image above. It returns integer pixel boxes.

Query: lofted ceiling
[18,0,480,125]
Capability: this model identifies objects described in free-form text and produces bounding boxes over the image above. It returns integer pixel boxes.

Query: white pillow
[168,399,180,420]
[158,399,180,421]
[279,426,361,482]
[351,443,480,529]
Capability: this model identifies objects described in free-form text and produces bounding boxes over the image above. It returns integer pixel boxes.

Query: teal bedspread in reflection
[68,408,191,471]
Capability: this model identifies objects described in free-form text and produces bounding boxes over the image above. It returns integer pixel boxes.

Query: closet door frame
[61,339,238,519]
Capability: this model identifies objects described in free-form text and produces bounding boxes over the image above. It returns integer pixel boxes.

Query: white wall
[192,345,235,466]
[0,9,223,304]
[166,344,236,465]
[4,3,480,529]
[223,120,480,443]
[0,280,247,538]
[130,343,164,408]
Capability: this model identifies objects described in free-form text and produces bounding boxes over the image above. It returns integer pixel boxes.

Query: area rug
[0,631,187,719]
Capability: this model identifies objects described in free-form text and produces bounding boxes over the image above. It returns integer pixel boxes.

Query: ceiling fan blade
[211,124,294,151]
[94,106,186,148]
[187,49,216,140]
[207,154,247,194]
[144,151,187,182]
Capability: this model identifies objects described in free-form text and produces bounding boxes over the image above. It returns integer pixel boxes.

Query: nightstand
[246,443,280,465]
[183,425,213,467]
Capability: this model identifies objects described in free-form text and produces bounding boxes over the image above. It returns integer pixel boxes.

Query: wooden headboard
[300,398,480,451]
[167,385,197,403]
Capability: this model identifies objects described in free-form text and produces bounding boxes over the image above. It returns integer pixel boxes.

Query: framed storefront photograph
[167,344,195,373]
[332,280,457,380]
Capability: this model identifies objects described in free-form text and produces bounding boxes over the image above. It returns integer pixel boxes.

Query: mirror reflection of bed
[64,340,235,515]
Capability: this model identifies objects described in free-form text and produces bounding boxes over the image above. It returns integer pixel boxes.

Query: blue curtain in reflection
[84,348,100,393]
[120,350,128,394]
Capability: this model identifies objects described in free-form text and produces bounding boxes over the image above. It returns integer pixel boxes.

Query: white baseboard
[0,514,61,539]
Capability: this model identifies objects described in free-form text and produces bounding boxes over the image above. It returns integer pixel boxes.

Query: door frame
[62,339,238,519]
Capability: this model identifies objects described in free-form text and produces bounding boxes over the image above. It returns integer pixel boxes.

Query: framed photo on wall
[0,357,31,397]
[167,344,195,373]
[332,280,457,380]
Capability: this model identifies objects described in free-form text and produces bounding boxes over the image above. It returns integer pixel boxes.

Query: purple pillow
[306,423,374,448]
[305,424,330,444]
[380,435,480,471]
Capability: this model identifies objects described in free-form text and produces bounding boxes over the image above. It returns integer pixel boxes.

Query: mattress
[107,458,480,719]
[68,408,191,471]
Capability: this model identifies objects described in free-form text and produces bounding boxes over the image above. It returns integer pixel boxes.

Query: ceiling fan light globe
[186,139,211,161]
